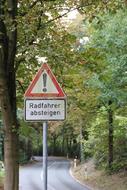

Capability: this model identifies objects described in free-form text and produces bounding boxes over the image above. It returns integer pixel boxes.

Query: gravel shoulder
[71,159,127,190]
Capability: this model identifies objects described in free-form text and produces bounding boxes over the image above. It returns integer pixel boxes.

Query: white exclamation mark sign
[43,73,47,92]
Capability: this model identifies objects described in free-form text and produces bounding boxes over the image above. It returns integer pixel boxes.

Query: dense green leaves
[81,8,127,171]
[1,0,127,174]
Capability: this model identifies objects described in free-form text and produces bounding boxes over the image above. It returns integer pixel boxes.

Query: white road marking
[48,161,56,169]
[40,170,43,180]
[40,161,56,180]
[47,183,56,190]
[40,161,56,190]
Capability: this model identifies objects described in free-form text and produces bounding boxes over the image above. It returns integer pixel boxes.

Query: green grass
[0,170,4,186]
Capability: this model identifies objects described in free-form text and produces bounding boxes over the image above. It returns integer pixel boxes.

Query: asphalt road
[19,157,90,190]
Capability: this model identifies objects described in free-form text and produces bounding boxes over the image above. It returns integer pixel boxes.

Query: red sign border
[24,63,66,98]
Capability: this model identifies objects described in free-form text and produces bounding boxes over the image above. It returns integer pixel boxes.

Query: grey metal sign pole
[43,121,48,190]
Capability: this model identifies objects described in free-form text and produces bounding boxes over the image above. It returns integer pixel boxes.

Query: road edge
[69,161,92,190]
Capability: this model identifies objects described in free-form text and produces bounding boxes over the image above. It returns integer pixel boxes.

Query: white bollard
[74,158,77,168]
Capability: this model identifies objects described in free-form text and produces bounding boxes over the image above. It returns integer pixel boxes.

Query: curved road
[19,157,90,190]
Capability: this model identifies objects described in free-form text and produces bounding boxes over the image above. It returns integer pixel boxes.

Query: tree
[0,1,94,189]
[82,9,127,170]
[0,1,19,190]
[1,1,126,189]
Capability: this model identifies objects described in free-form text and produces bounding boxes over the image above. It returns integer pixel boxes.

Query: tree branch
[15,2,93,71]
[16,80,25,93]
[44,6,81,25]
[43,1,94,26]
[19,0,41,16]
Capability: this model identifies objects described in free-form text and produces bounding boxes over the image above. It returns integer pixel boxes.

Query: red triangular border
[24,63,66,98]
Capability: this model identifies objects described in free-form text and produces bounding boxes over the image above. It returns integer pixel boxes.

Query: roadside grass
[0,170,4,190]
[71,159,127,190]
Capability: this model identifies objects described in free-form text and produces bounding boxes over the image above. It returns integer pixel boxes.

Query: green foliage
[0,170,4,185]
[113,116,127,171]
[86,10,127,106]
[81,9,127,171]
[11,0,127,169]
[19,120,42,161]
[83,109,109,167]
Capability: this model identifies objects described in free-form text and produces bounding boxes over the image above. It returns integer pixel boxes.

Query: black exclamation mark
[43,73,47,92]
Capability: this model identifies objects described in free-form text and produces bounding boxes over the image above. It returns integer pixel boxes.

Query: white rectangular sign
[25,99,66,121]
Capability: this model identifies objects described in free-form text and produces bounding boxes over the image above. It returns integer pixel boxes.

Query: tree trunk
[1,80,19,190]
[53,136,57,155]
[66,137,69,157]
[0,1,19,190]
[27,140,32,160]
[80,127,84,162]
[62,133,65,155]
[108,100,114,170]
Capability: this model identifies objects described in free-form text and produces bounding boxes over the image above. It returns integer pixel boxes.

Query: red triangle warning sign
[24,63,66,98]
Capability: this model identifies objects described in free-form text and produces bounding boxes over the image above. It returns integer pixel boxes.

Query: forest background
[0,0,127,190]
